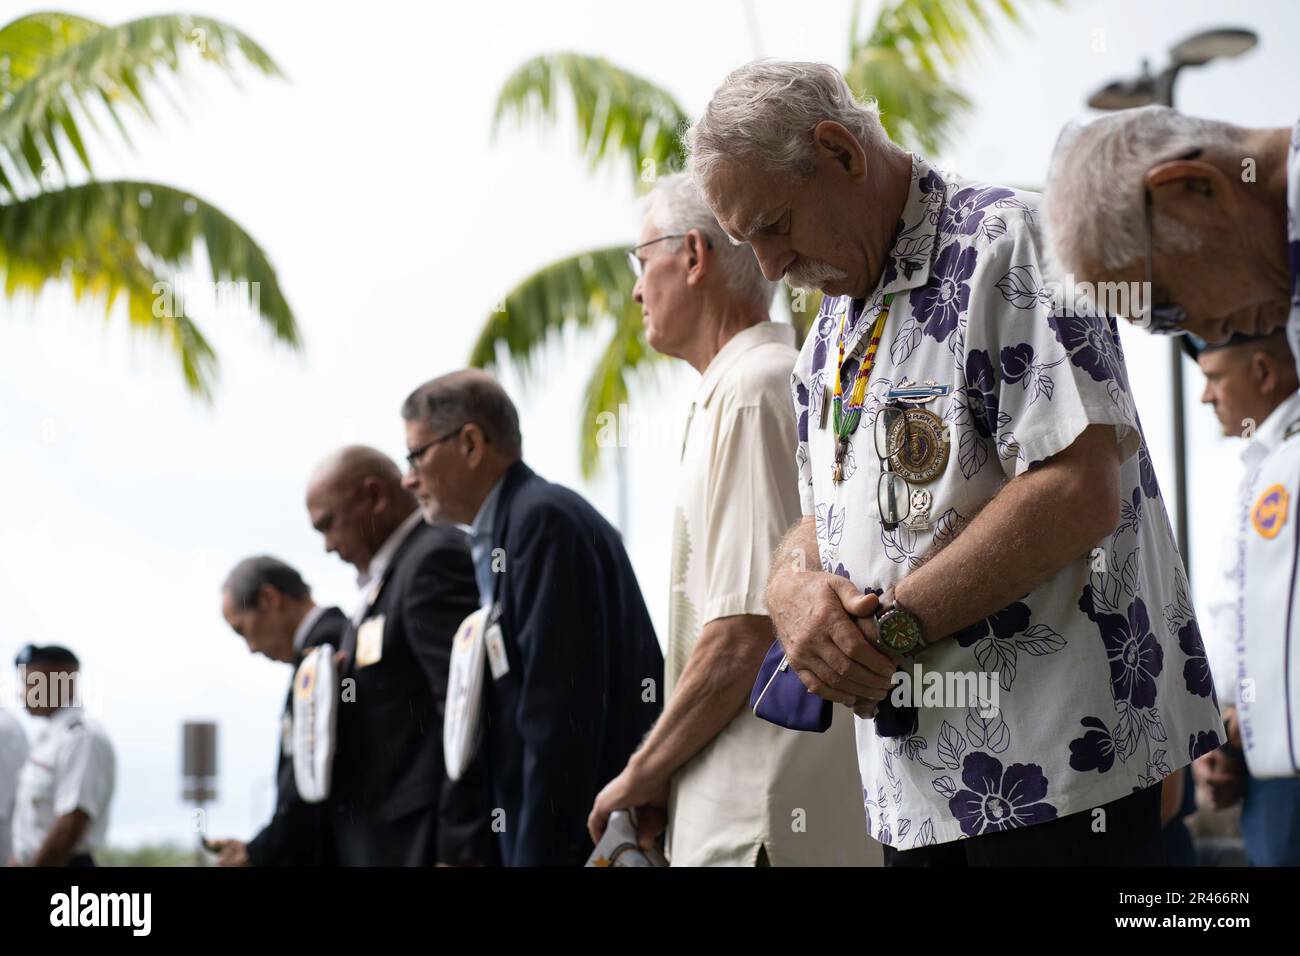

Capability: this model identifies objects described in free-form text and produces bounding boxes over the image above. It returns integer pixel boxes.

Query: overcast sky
[2,0,1297,847]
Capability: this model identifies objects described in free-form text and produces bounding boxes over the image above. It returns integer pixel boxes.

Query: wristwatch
[876,589,926,654]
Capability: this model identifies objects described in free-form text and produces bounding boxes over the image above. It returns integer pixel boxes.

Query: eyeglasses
[405,423,470,470]
[874,404,911,532]
[625,234,712,279]
[1141,188,1189,335]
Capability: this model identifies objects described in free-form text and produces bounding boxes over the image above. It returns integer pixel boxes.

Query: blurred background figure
[9,645,115,866]
[306,446,491,866]
[588,173,874,865]
[1189,330,1300,866]
[0,695,27,866]
[402,370,663,866]
[207,555,347,866]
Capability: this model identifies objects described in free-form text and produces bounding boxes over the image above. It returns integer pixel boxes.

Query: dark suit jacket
[246,606,346,867]
[482,461,664,866]
[332,519,492,865]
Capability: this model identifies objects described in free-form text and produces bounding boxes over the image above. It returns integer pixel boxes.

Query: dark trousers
[882,783,1164,866]
[1241,773,1300,866]
[335,805,438,866]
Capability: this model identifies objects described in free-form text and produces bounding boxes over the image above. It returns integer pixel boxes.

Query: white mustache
[785,258,849,291]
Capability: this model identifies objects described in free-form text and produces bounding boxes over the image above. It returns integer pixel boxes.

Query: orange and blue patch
[1252,484,1290,539]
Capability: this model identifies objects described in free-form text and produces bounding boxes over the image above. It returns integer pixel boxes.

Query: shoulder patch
[1252,483,1290,539]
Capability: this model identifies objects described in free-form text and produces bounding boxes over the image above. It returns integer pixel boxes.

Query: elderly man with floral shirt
[687,60,1224,865]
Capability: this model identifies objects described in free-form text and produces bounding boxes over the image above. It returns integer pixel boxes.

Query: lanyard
[832,292,894,483]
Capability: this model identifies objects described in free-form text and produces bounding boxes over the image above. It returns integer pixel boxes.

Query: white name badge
[444,607,489,781]
[355,615,385,668]
[292,643,338,803]
[1238,433,1300,778]
[485,622,510,680]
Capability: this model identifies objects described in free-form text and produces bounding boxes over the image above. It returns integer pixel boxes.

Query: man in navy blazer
[401,370,664,866]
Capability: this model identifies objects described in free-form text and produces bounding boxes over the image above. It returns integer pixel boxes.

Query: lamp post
[1086,27,1258,587]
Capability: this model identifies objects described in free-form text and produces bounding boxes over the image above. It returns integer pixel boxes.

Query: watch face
[879,610,921,652]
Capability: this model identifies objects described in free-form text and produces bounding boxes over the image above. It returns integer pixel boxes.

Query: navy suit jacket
[481,461,663,866]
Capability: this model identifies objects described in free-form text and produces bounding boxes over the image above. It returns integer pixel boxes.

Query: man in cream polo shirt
[587,173,874,866]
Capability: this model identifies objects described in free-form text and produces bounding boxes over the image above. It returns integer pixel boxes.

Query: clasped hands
[768,568,906,717]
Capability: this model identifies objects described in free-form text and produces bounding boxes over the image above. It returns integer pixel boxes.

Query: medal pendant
[887,407,950,484]
[901,488,933,531]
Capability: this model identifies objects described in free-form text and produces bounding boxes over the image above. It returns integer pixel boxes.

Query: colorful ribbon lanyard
[832,292,894,482]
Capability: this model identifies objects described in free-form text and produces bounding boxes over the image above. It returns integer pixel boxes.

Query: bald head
[306,445,416,574]
[309,445,405,496]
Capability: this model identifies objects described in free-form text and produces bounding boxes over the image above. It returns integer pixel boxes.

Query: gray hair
[401,368,523,460]
[223,555,310,610]
[1044,105,1244,279]
[644,172,776,308]
[687,59,891,185]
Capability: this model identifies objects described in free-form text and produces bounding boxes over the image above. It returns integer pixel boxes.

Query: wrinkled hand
[1192,748,1244,810]
[768,570,901,709]
[587,761,669,850]
[208,838,250,867]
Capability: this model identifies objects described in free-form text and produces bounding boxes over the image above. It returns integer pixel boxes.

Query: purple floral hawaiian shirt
[791,157,1224,847]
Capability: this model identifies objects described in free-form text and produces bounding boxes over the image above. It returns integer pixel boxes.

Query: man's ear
[1252,351,1283,397]
[684,228,712,286]
[1145,159,1238,228]
[812,120,867,177]
[462,422,489,467]
[257,584,277,613]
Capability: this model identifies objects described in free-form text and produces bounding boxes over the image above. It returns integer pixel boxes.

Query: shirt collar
[470,474,507,544]
[695,321,796,407]
[358,508,424,589]
[841,155,944,356]
[1243,390,1300,468]
[292,604,328,656]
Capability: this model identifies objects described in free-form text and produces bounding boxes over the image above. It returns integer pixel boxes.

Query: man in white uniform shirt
[587,173,873,866]
[10,645,115,866]
[1189,330,1300,865]
[0,701,28,865]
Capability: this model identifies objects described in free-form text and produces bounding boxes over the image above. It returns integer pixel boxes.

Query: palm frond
[843,44,972,155]
[859,0,1051,77]
[578,304,662,479]
[493,53,689,190]
[0,13,283,194]
[0,12,102,92]
[469,244,636,373]
[0,179,298,396]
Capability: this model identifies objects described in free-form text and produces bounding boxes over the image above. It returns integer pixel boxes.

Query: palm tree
[0,12,297,398]
[474,0,1059,480]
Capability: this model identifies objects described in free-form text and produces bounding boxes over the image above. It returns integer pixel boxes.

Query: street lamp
[1085,26,1258,587]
